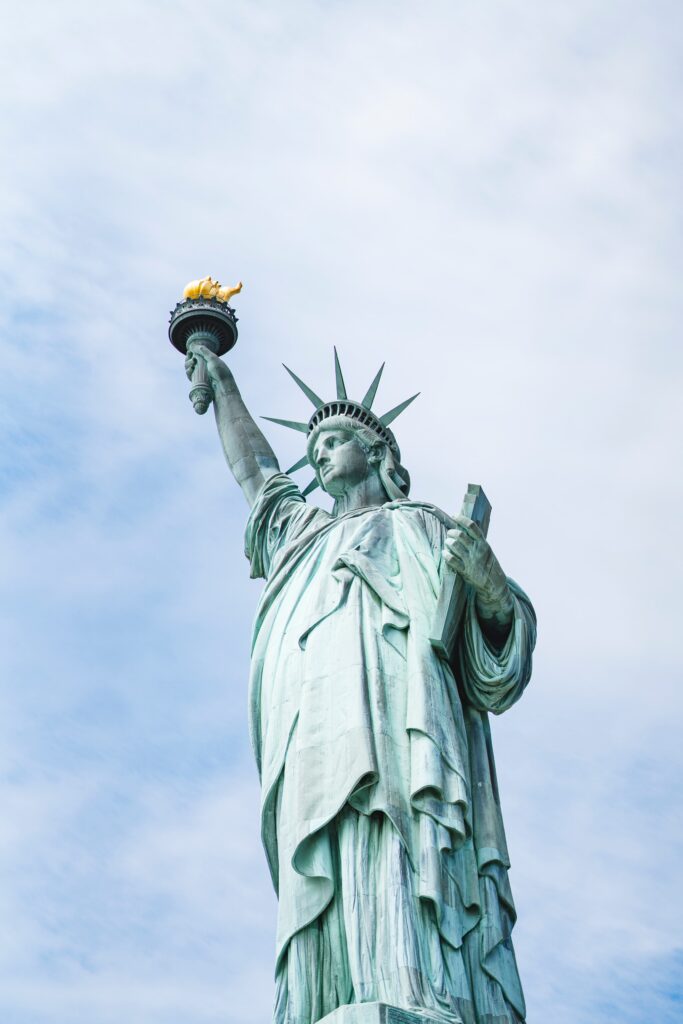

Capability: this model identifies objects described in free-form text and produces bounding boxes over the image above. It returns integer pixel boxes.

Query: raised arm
[185,344,280,506]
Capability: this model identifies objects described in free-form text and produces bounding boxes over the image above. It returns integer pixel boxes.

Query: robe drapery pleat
[245,474,536,1024]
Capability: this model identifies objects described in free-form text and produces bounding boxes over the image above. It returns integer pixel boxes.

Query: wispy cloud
[0,1,681,1021]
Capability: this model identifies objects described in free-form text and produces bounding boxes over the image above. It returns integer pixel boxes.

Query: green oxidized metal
[169,297,238,414]
[171,326,537,1024]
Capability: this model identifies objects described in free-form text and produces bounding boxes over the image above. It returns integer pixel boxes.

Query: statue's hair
[307,416,410,501]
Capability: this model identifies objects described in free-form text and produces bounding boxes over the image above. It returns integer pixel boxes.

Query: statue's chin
[319,471,343,496]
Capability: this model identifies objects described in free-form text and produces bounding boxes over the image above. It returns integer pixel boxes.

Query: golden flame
[183,276,243,304]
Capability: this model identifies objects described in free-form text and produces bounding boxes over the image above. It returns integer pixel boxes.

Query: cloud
[0,1,681,1022]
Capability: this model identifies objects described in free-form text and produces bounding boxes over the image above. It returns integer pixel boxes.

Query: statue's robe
[245,474,536,1024]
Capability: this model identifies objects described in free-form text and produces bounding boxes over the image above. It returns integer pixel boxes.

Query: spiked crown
[263,349,419,496]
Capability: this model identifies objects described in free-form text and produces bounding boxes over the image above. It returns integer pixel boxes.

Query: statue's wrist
[476,576,512,616]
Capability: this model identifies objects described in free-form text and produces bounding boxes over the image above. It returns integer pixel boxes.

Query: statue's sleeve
[457,579,537,714]
[244,472,326,579]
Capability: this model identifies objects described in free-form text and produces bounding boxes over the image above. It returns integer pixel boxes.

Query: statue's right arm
[186,344,280,507]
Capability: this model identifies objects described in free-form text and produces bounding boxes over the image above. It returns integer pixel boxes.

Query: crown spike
[262,416,309,433]
[379,392,420,427]
[286,454,310,474]
[361,363,385,410]
[301,477,320,497]
[334,348,348,400]
[283,364,324,408]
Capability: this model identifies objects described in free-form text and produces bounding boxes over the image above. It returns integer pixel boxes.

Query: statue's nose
[314,442,328,465]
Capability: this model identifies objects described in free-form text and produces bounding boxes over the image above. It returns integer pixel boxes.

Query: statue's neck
[332,475,386,516]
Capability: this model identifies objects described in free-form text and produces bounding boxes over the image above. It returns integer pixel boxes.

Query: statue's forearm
[212,371,280,506]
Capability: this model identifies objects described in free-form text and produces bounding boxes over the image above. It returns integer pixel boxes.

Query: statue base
[318,1004,459,1024]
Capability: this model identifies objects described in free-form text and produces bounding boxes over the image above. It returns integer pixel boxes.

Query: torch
[169,276,242,414]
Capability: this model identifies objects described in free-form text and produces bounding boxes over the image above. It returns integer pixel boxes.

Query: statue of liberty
[182,335,536,1024]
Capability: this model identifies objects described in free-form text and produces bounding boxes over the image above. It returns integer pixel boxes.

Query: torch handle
[187,331,220,415]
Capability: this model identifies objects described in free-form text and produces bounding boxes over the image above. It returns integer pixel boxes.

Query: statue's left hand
[443,516,508,606]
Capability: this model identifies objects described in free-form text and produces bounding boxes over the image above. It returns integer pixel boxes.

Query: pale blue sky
[1,2,681,1022]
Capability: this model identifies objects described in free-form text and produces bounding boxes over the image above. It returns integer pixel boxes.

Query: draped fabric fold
[244,474,536,1024]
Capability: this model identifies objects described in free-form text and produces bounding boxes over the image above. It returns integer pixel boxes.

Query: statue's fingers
[446,531,472,555]
[451,515,483,541]
[448,551,470,574]
[444,554,468,577]
[443,542,466,566]
[188,341,210,359]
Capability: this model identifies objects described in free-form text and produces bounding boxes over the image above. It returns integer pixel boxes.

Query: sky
[0,1,682,1022]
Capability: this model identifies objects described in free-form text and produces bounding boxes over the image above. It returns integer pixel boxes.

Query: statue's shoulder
[384,498,454,531]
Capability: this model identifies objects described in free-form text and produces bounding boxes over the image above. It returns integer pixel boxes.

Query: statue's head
[306,416,411,501]
[263,350,417,502]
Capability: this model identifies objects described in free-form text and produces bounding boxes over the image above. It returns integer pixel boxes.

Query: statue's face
[311,427,371,496]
